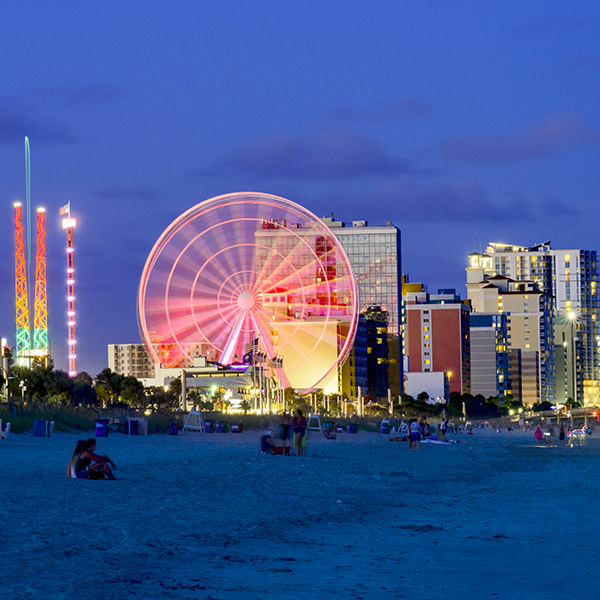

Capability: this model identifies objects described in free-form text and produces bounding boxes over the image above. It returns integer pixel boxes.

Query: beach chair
[380,418,391,434]
[306,413,322,432]
[182,410,203,433]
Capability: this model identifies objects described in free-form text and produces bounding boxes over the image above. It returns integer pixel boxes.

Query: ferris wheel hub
[237,292,255,310]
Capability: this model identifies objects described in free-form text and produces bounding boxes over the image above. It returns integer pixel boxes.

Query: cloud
[542,197,581,217]
[436,112,596,163]
[559,58,600,71]
[325,98,434,122]
[26,83,126,110]
[516,20,600,34]
[194,129,411,179]
[315,177,525,223]
[66,84,126,108]
[0,98,77,144]
[95,188,162,201]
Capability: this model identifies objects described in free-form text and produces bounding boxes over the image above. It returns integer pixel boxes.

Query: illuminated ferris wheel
[137,192,358,392]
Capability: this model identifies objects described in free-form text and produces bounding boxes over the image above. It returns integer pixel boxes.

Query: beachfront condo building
[466,254,555,405]
[403,282,471,396]
[469,313,510,400]
[108,344,155,379]
[486,243,599,405]
[321,217,403,398]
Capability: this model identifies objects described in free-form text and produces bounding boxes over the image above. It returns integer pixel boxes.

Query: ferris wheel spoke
[252,241,316,295]
[249,310,278,360]
[257,255,332,297]
[220,309,247,365]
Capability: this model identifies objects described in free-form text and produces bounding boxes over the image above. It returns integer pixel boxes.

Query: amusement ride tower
[13,137,49,366]
[61,202,77,376]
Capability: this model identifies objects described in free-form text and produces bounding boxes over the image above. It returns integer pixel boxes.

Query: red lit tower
[61,203,77,376]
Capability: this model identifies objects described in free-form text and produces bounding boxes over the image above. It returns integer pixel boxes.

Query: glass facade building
[322,218,403,397]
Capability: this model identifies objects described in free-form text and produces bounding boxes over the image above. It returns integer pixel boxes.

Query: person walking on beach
[409,419,421,450]
[292,409,307,456]
[73,438,117,479]
[440,418,448,442]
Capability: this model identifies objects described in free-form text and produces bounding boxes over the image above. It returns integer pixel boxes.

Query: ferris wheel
[137,192,358,392]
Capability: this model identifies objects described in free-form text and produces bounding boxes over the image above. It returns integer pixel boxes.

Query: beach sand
[1,425,599,599]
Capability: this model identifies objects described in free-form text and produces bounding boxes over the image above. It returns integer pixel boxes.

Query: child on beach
[73,438,117,480]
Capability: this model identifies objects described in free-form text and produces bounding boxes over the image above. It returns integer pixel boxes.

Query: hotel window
[425,360,431,365]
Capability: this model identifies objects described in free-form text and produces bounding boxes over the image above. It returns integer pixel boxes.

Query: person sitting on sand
[534,426,544,444]
[323,426,336,440]
[66,439,85,478]
[73,438,117,480]
[260,434,275,454]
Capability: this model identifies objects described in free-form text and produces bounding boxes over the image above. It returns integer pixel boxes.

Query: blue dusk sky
[1,1,599,376]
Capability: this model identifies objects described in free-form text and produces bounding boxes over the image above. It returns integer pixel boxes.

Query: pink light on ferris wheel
[137,192,358,393]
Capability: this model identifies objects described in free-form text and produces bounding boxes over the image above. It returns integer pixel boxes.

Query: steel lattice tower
[14,203,31,359]
[34,208,48,353]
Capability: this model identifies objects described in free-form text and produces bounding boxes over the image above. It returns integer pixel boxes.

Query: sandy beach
[1,425,599,599]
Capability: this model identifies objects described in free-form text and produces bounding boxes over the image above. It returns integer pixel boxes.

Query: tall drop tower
[13,137,50,366]
[14,202,31,361]
[61,202,77,377]
[33,208,48,354]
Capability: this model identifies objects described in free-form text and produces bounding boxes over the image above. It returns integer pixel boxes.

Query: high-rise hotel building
[321,218,403,397]
[467,254,555,405]
[486,243,599,405]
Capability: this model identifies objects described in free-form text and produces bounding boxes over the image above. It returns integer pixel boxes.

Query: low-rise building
[108,344,155,379]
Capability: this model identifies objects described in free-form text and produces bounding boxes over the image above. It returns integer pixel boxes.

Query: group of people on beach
[404,417,451,449]
[534,423,592,446]
[262,409,308,456]
[66,438,117,479]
